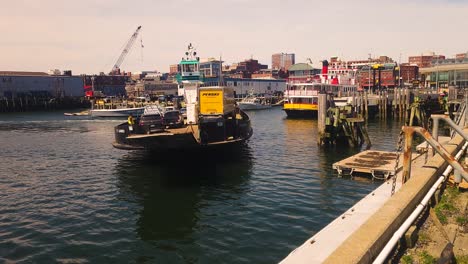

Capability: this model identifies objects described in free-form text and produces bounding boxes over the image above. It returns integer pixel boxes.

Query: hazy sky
[1,0,467,74]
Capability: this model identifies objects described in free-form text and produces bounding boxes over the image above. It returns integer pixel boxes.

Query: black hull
[113,111,253,151]
[283,109,318,119]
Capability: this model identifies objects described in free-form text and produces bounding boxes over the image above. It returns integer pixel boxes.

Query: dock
[281,129,467,264]
[332,150,421,180]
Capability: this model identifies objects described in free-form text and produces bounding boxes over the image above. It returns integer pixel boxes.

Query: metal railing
[401,124,468,184]
[284,90,318,97]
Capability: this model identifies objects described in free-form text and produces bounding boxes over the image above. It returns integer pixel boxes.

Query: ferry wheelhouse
[283,83,357,118]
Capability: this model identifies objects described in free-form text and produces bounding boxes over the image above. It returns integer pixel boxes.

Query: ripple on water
[0,109,404,263]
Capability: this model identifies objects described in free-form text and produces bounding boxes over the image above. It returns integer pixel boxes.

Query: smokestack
[322,60,329,80]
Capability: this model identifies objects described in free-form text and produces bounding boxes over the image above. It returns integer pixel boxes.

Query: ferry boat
[112,44,253,151]
[283,83,358,118]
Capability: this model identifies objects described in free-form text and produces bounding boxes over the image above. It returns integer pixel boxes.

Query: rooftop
[0,71,49,76]
[288,63,315,71]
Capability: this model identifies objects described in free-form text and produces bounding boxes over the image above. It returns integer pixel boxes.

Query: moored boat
[283,82,357,118]
[238,94,272,111]
[90,106,145,117]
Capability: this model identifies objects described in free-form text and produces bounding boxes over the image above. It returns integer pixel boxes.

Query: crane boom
[111,26,142,74]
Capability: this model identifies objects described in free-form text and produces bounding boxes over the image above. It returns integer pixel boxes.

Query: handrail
[431,114,468,142]
[373,142,468,263]
[401,126,468,184]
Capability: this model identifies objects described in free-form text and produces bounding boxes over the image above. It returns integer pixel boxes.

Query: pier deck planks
[332,150,421,179]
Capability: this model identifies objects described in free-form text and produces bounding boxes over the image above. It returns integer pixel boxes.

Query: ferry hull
[112,112,253,151]
[283,109,318,118]
[283,103,318,118]
[238,103,271,111]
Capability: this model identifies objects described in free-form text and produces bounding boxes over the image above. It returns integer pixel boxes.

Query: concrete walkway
[281,130,466,263]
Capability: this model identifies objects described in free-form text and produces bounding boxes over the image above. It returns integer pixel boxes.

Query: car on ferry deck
[139,113,164,134]
[163,110,184,128]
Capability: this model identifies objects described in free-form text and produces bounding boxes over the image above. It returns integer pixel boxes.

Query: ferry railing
[284,90,318,97]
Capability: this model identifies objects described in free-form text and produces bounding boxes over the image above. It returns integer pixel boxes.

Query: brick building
[357,63,399,90]
[272,53,295,70]
[399,64,419,85]
[169,64,179,75]
[409,53,445,68]
[233,59,268,78]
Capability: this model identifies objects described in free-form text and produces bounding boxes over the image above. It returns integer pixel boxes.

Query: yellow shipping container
[199,87,235,115]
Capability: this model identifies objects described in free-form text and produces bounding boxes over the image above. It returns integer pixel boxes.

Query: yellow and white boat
[283,83,357,118]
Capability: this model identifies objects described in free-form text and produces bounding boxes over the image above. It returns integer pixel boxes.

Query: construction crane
[110,26,142,75]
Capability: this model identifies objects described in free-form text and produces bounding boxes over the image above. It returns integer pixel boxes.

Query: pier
[0,96,88,113]
[282,95,468,263]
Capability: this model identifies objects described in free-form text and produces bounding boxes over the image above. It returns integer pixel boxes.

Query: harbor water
[0,108,404,263]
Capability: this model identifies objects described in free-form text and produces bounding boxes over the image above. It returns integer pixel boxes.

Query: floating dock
[332,150,421,180]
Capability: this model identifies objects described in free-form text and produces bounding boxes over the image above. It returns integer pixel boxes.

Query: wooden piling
[364,91,368,120]
[384,90,388,119]
[318,93,327,145]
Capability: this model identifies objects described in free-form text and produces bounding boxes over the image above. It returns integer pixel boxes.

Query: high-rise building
[272,53,295,70]
[169,64,179,75]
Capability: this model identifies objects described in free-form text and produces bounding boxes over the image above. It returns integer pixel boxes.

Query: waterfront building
[251,69,280,79]
[125,74,178,97]
[0,71,84,98]
[236,59,269,78]
[399,64,419,86]
[356,63,399,91]
[419,56,468,89]
[272,53,295,71]
[199,58,222,77]
[82,74,128,97]
[409,52,446,68]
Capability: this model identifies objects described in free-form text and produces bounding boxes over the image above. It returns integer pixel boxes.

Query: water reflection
[114,144,253,245]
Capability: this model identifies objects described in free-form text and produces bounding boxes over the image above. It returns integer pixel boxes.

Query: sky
[1,0,467,75]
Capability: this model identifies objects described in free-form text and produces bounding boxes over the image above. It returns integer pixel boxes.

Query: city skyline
[1,0,467,75]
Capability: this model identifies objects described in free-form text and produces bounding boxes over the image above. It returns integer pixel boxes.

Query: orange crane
[111,26,142,75]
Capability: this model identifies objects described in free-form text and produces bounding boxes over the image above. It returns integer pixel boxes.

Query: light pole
[368,53,371,92]
[399,53,402,88]
[91,76,95,110]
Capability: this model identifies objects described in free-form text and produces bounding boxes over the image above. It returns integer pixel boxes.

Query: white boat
[90,107,145,117]
[238,95,272,111]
